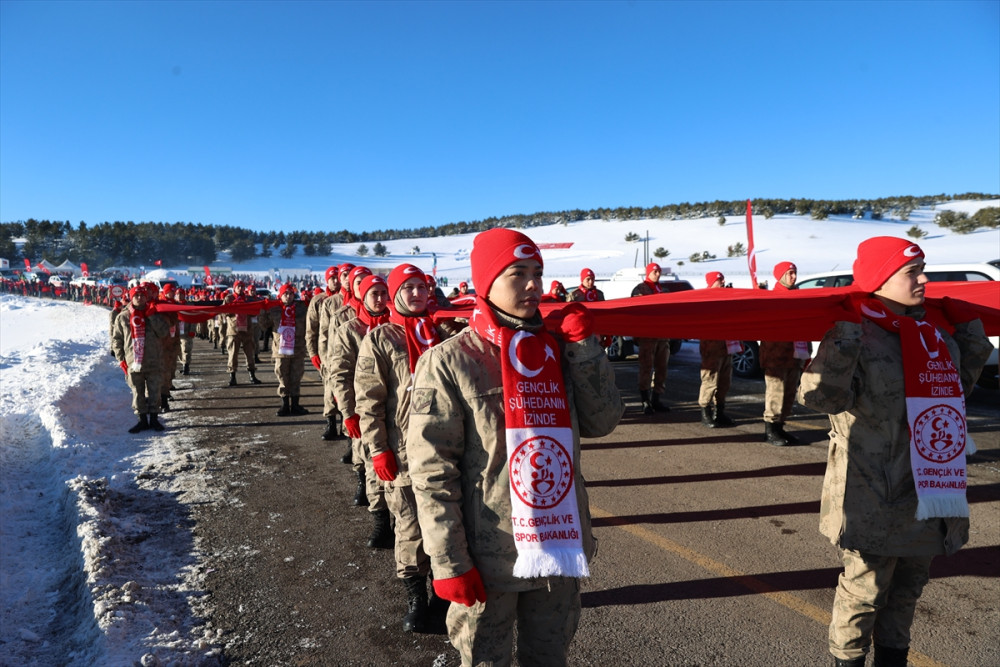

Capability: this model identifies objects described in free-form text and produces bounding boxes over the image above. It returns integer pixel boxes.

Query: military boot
[402,575,429,633]
[640,390,654,415]
[713,400,736,427]
[341,443,353,464]
[148,414,164,431]
[276,396,291,416]
[128,414,149,434]
[873,645,908,667]
[228,372,237,386]
[322,416,337,441]
[353,469,368,507]
[765,421,789,446]
[700,406,716,428]
[834,657,866,667]
[248,370,263,385]
[367,509,394,549]
[182,363,189,375]
[650,392,669,412]
[778,423,801,446]
[290,396,308,415]
[426,574,450,634]
[160,395,170,412]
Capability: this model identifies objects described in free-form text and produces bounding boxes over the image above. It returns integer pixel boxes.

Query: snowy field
[1,201,997,665]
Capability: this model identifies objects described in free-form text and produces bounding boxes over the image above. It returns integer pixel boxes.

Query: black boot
[277,396,291,416]
[367,509,394,549]
[248,370,262,385]
[713,400,736,427]
[402,575,429,633]
[834,657,866,667]
[873,645,908,667]
[765,421,789,446]
[290,396,308,415]
[228,372,237,386]
[128,414,149,433]
[182,363,189,375]
[148,413,164,431]
[640,390,654,416]
[353,468,368,507]
[650,392,669,412]
[322,416,337,441]
[160,395,170,412]
[778,423,801,445]
[426,578,450,634]
[341,444,353,464]
[700,406,717,428]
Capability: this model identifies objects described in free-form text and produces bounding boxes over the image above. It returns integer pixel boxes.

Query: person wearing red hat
[354,263,465,634]
[330,273,393,540]
[759,261,809,446]
[541,280,568,302]
[154,284,182,413]
[257,283,310,416]
[314,263,355,443]
[631,262,670,414]
[111,285,170,433]
[407,228,624,666]
[698,271,738,428]
[798,237,991,667]
[224,280,263,386]
[570,268,605,303]
[307,266,340,375]
[173,287,197,376]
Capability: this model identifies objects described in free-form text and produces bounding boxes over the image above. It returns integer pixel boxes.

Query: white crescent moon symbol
[404,266,420,274]
[131,315,143,327]
[508,330,543,378]
[860,303,886,319]
[513,244,536,259]
[414,320,436,346]
[904,246,921,257]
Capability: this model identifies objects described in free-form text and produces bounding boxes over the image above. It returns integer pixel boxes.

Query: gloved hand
[432,567,486,607]
[556,302,594,342]
[344,414,361,439]
[941,297,980,325]
[119,360,129,375]
[371,451,398,481]
[310,355,322,371]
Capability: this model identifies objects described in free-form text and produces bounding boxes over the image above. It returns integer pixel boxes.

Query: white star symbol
[544,345,555,363]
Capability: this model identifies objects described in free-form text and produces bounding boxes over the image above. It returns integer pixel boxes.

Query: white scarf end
[915,496,970,521]
[513,549,589,579]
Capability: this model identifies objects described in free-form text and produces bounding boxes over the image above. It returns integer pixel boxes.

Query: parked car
[605,277,693,361]
[786,262,999,389]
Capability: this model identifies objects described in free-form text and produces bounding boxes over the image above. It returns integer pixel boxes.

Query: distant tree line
[1,193,996,270]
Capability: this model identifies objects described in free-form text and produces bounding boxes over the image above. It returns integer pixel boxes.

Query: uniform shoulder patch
[410,388,435,414]
[357,355,376,374]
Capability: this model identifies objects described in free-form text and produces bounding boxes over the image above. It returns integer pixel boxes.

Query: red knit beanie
[470,228,543,296]
[324,266,338,282]
[359,274,387,300]
[581,268,595,282]
[387,263,425,301]
[705,271,724,287]
[278,283,296,297]
[645,263,661,279]
[773,261,796,281]
[852,237,924,292]
[346,266,373,296]
[338,262,355,276]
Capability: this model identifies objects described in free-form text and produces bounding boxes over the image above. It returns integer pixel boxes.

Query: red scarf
[232,292,249,330]
[861,298,969,519]
[774,282,811,359]
[128,303,148,370]
[278,304,297,355]
[389,309,441,373]
[644,279,661,294]
[578,286,601,302]
[356,306,389,334]
[468,296,588,579]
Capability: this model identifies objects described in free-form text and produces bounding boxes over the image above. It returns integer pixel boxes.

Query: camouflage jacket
[111,308,169,371]
[258,301,309,358]
[797,314,991,556]
[329,315,369,419]
[407,311,625,591]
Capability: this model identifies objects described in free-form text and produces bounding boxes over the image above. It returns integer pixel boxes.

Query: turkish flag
[154,259,162,267]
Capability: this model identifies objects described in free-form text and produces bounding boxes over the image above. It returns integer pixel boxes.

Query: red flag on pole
[746,199,759,289]
[23,258,31,272]
[81,262,89,277]
[154,259,162,267]
[203,266,213,286]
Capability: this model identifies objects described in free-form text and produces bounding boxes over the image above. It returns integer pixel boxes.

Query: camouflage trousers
[353,436,388,512]
[829,548,933,660]
[384,482,429,578]
[272,354,305,397]
[698,354,732,408]
[447,578,581,667]
[322,366,340,419]
[179,337,193,369]
[763,365,801,423]
[635,338,669,394]
[127,370,162,416]
[227,330,256,373]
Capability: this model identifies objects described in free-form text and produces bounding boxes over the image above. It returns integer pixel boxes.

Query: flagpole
[746,199,759,289]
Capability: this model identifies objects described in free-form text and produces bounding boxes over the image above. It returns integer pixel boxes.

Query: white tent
[55,259,81,276]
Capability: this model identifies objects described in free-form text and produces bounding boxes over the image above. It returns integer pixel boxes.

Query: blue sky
[1,0,997,235]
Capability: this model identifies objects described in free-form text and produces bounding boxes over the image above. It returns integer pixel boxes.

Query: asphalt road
[175,339,1000,666]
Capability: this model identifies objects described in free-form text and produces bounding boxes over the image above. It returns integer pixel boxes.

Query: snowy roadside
[0,295,221,666]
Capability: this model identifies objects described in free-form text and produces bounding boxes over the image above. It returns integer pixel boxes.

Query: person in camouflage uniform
[698,271,736,428]
[174,288,196,375]
[258,283,310,416]
[797,238,991,667]
[112,285,169,433]
[225,280,262,386]
[318,263,353,443]
[760,261,808,446]
[631,262,670,415]
[407,229,624,667]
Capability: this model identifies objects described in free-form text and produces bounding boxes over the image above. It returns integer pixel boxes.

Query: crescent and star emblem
[513,244,537,259]
[860,303,887,319]
[508,330,556,378]
[414,320,436,346]
[403,266,420,275]
[904,245,921,257]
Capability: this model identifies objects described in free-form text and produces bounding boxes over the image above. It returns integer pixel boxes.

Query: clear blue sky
[2,0,997,234]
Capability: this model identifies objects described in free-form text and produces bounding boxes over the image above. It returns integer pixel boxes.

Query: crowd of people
[6,229,991,667]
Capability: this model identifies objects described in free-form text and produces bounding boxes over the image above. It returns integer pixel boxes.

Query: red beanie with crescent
[852,237,924,292]
[773,261,796,281]
[346,266,373,295]
[324,266,338,282]
[581,268,595,282]
[388,264,426,300]
[705,271,724,287]
[359,274,387,299]
[645,263,661,278]
[470,228,542,296]
[278,283,296,297]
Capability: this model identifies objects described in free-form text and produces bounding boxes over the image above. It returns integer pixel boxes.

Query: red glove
[344,414,361,439]
[432,568,486,607]
[310,355,322,371]
[119,360,129,375]
[941,297,980,325]
[556,302,594,342]
[371,451,398,481]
